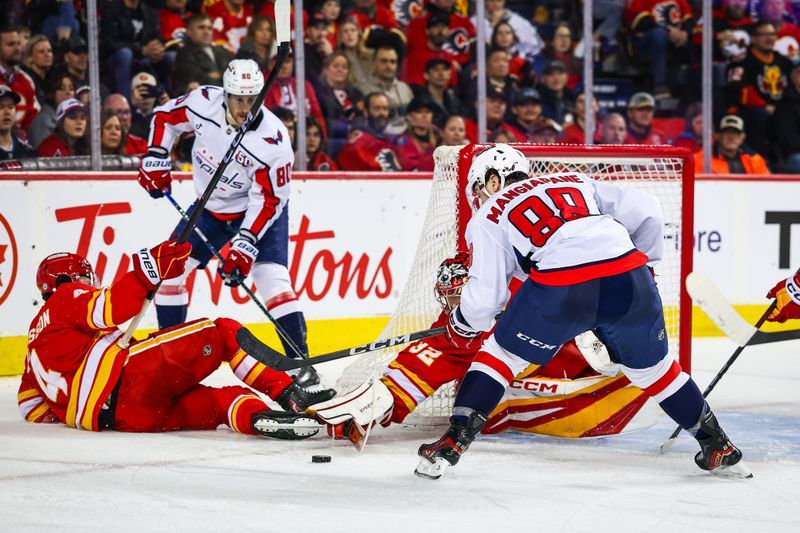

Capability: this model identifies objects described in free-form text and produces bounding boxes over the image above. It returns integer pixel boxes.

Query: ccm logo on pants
[516,333,557,351]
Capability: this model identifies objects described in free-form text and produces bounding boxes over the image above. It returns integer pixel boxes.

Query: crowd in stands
[3,0,800,175]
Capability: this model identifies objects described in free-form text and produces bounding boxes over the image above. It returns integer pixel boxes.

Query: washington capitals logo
[264,130,284,145]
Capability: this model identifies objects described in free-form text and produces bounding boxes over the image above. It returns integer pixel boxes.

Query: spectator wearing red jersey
[599,113,628,144]
[102,93,148,156]
[403,9,459,87]
[347,0,400,32]
[205,0,253,54]
[396,95,438,171]
[264,49,327,138]
[489,21,532,86]
[407,0,475,68]
[306,117,338,171]
[0,85,34,160]
[532,23,582,91]
[37,98,88,157]
[691,0,754,63]
[237,15,276,70]
[471,0,542,62]
[505,88,543,142]
[0,27,40,131]
[625,92,668,145]
[357,45,413,117]
[694,115,770,174]
[160,0,191,50]
[624,0,695,99]
[560,92,600,144]
[318,0,343,49]
[672,102,703,152]
[337,91,401,171]
[410,57,462,128]
[463,85,524,143]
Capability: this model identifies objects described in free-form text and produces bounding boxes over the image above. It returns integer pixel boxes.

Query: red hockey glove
[446,306,482,351]
[138,148,172,198]
[133,240,192,287]
[220,235,258,287]
[766,271,800,323]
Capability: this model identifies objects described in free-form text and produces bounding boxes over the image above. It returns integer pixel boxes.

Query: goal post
[336,143,695,417]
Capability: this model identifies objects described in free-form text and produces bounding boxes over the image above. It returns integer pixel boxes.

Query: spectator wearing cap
[471,0,543,62]
[21,35,52,105]
[75,85,90,106]
[672,102,703,152]
[625,92,668,144]
[237,15,277,71]
[305,11,335,84]
[0,27,40,131]
[358,45,413,117]
[561,93,600,144]
[403,10,460,87]
[694,115,770,174]
[174,14,234,95]
[204,0,254,54]
[624,0,695,100]
[725,21,794,159]
[396,96,438,171]
[490,21,533,86]
[532,23,582,91]
[463,85,524,143]
[599,113,628,145]
[306,116,338,171]
[0,85,34,160]
[103,93,148,155]
[346,0,400,32]
[773,64,800,172]
[264,50,328,138]
[466,48,519,110]
[407,0,475,68]
[506,88,543,141]
[336,20,372,87]
[130,72,167,140]
[337,91,401,171]
[58,36,89,92]
[439,114,467,146]
[411,57,462,127]
[26,72,73,149]
[99,0,169,101]
[536,60,574,126]
[311,51,362,158]
[37,97,88,157]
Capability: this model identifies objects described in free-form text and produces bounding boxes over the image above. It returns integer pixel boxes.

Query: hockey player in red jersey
[19,241,333,439]
[766,269,800,322]
[414,145,750,480]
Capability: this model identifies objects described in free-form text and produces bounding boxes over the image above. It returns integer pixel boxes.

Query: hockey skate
[414,410,487,480]
[277,382,336,413]
[694,411,753,479]
[251,410,322,440]
[288,366,322,388]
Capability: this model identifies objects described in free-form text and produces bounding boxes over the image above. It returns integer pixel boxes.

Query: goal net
[336,143,694,418]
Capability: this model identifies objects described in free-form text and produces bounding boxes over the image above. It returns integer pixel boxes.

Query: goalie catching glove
[766,270,800,323]
[138,147,173,198]
[220,232,259,286]
[133,240,192,288]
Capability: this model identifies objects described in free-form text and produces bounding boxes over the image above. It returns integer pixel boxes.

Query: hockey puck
[312,455,332,464]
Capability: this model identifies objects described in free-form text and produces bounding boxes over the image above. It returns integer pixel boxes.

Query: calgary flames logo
[652,1,682,27]
[445,27,470,55]
[0,211,18,306]
[758,65,787,98]
[391,0,424,26]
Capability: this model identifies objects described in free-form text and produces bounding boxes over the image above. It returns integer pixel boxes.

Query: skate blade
[711,460,753,479]
[253,417,322,439]
[414,457,448,480]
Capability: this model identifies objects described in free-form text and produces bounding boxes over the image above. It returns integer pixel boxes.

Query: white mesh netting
[336,144,691,419]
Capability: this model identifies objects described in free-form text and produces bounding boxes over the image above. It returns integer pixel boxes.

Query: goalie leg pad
[310,378,394,427]
[575,330,621,377]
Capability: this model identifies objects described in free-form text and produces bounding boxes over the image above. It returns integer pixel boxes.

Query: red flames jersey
[625,0,694,32]
[336,129,401,171]
[405,10,475,65]
[18,272,150,430]
[0,66,40,130]
[204,0,253,53]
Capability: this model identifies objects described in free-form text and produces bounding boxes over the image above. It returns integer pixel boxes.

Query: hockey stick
[686,272,800,346]
[161,191,307,359]
[659,273,777,453]
[236,326,448,371]
[118,0,292,349]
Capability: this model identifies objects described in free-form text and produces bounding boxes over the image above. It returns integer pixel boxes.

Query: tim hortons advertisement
[0,176,430,342]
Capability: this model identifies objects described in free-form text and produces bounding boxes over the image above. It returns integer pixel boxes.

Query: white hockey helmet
[465,144,529,210]
[223,59,264,96]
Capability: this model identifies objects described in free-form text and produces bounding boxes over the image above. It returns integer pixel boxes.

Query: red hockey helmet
[36,252,97,298]
[434,252,470,309]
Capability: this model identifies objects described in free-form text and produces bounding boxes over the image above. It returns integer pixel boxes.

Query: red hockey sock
[227,393,268,435]
[229,350,293,399]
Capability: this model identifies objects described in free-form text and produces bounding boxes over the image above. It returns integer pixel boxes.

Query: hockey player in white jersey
[415,144,751,480]
[137,59,323,388]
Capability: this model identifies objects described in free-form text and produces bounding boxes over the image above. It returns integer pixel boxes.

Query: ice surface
[1,338,798,532]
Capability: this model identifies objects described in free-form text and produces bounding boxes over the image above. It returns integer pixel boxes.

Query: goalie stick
[236,326,447,371]
[660,272,778,453]
[118,0,293,349]
[161,191,307,360]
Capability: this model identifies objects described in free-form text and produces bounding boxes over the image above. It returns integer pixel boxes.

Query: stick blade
[274,0,291,44]
[685,272,755,346]
[235,328,291,370]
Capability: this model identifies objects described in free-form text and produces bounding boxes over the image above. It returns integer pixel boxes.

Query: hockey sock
[156,304,188,329]
[658,379,709,440]
[275,311,309,359]
[227,394,268,435]
[229,350,294,399]
[452,370,506,424]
